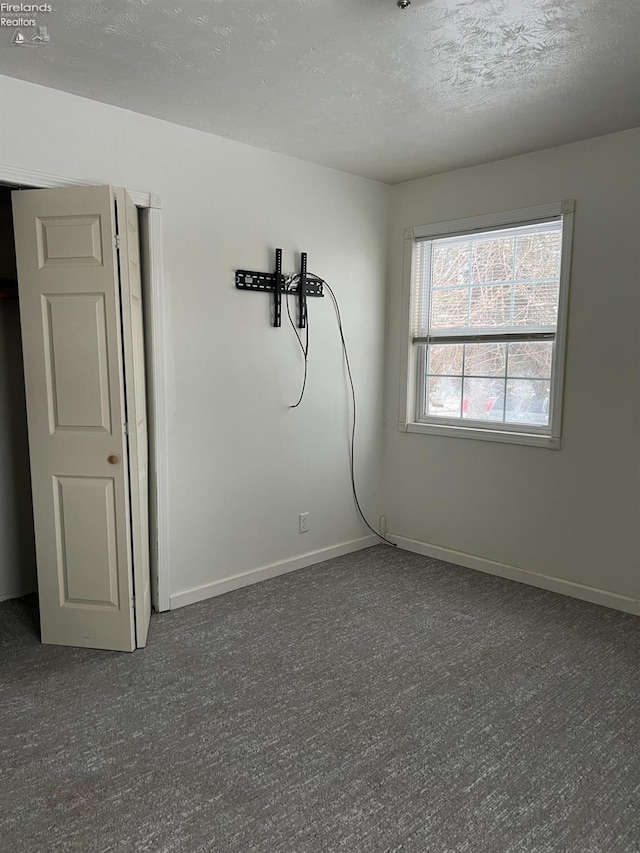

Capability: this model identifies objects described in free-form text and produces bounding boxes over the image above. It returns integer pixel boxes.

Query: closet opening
[0,184,37,619]
[0,181,165,649]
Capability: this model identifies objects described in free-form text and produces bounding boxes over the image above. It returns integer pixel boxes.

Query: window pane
[505,379,550,426]
[464,343,506,377]
[463,378,505,420]
[471,235,515,284]
[515,230,562,280]
[469,285,512,327]
[425,376,462,418]
[486,392,505,422]
[513,282,559,326]
[507,342,553,379]
[428,344,463,375]
[432,243,471,289]
[430,288,468,329]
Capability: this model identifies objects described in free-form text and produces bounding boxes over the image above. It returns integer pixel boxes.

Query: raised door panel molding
[53,476,120,609]
[42,293,112,434]
[36,215,103,268]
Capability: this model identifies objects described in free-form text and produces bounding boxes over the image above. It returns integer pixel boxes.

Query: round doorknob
[108,455,119,464]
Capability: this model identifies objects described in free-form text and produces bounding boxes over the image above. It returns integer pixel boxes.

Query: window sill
[400,420,560,449]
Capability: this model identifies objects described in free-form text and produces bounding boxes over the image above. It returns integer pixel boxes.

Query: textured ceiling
[0,0,639,183]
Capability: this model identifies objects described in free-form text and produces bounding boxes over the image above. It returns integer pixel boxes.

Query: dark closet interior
[0,186,37,601]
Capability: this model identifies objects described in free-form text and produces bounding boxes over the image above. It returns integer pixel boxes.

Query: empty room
[1,1,639,851]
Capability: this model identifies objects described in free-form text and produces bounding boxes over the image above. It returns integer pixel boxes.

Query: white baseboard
[0,587,35,603]
[390,534,640,617]
[169,535,378,610]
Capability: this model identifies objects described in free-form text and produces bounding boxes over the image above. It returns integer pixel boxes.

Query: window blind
[411,220,562,344]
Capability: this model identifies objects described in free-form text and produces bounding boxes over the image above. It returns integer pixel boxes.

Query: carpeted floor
[1,545,640,853]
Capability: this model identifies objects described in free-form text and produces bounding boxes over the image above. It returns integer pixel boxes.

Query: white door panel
[12,185,136,651]
[116,188,151,648]
[42,292,112,432]
[53,475,120,607]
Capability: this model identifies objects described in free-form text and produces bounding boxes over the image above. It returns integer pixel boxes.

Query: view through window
[412,219,563,431]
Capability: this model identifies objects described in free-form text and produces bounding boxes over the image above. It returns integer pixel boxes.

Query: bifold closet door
[115,188,151,648]
[12,184,150,651]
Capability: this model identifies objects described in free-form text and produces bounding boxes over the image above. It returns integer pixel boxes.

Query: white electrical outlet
[299,512,310,533]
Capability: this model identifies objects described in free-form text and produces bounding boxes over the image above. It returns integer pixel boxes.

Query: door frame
[0,163,171,612]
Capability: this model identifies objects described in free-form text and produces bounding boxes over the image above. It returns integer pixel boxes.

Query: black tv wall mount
[235,249,323,328]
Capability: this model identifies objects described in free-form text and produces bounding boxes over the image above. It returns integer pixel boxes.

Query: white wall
[383,128,640,606]
[0,75,390,606]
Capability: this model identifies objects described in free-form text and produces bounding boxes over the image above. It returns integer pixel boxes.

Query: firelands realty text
[1,2,51,27]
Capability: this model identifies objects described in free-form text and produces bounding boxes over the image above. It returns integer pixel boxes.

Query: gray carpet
[1,546,640,853]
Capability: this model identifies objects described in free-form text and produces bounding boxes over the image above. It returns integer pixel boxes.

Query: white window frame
[398,201,574,450]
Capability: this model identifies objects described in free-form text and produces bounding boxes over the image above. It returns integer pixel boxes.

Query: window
[402,203,573,448]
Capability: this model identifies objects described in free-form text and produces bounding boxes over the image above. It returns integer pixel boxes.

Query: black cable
[285,277,305,356]
[285,280,309,408]
[318,278,396,548]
